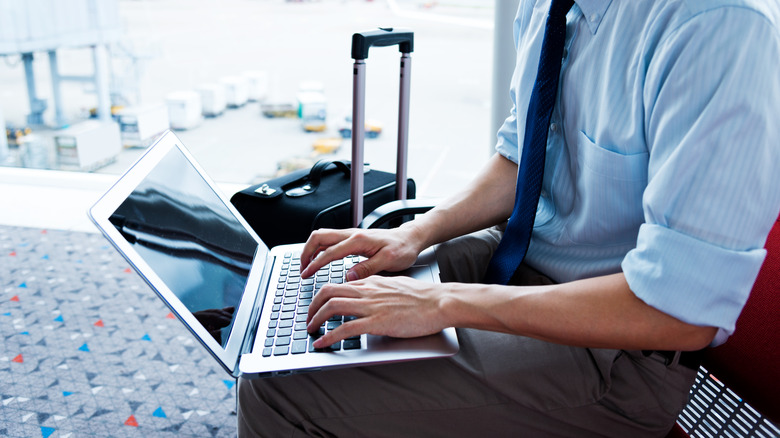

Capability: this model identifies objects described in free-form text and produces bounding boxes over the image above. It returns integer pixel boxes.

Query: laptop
[88,130,459,378]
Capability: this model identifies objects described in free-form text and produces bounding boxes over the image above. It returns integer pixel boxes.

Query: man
[238,1,780,436]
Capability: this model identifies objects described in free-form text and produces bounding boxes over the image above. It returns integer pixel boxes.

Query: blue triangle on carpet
[153,407,167,418]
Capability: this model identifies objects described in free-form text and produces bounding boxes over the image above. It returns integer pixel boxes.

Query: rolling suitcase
[230,28,416,248]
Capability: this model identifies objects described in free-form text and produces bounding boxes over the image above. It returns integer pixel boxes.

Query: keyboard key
[262,347,273,357]
[266,328,276,337]
[276,336,291,346]
[294,322,307,331]
[277,328,292,337]
[279,320,293,329]
[327,321,342,330]
[264,338,274,347]
[311,340,341,352]
[270,312,280,320]
[274,346,289,356]
[296,306,309,314]
[343,339,361,350]
[280,312,295,320]
[282,304,296,313]
[295,314,308,323]
[293,331,308,340]
[268,320,278,329]
[291,340,307,354]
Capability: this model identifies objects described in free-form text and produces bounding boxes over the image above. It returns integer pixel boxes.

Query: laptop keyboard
[261,253,363,357]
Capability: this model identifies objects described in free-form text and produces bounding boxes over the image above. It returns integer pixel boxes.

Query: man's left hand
[305,276,447,349]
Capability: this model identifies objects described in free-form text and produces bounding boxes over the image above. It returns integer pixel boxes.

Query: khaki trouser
[238,228,696,437]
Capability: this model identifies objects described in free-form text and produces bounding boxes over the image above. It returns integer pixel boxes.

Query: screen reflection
[110,147,258,347]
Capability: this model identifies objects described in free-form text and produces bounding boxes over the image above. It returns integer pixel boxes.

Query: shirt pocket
[563,131,648,245]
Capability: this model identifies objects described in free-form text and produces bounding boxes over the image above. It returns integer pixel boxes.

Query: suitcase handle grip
[352,28,414,60]
[285,160,352,197]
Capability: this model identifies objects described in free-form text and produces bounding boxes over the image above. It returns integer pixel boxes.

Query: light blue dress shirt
[496,0,780,344]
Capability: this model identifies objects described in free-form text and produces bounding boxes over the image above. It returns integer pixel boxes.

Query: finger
[346,257,385,281]
[300,231,363,278]
[312,318,369,349]
[307,283,357,320]
[307,295,366,334]
[299,229,354,274]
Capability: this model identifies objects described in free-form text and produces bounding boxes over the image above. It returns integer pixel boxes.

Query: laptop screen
[108,146,259,348]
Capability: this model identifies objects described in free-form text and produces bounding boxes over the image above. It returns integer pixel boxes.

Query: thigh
[238,356,521,438]
[238,334,692,438]
[238,348,604,438]
[435,225,504,283]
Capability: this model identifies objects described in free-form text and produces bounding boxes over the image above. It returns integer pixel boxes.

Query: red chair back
[667,216,780,438]
[702,216,780,424]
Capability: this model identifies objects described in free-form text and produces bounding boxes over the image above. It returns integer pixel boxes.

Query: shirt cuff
[622,223,766,337]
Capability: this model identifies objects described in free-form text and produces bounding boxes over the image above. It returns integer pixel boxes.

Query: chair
[667,215,780,437]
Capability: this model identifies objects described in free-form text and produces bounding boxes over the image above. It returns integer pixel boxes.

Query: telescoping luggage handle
[350,27,414,227]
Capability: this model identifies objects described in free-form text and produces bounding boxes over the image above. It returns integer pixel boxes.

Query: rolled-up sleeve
[621,7,780,337]
[496,111,519,164]
[624,224,766,332]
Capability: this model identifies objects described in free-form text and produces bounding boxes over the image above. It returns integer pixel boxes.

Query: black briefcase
[231,28,417,247]
[230,160,415,248]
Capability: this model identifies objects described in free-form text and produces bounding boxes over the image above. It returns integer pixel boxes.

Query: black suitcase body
[230,160,415,248]
[231,28,415,247]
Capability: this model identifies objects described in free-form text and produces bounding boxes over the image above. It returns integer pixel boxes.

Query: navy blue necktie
[483,0,574,285]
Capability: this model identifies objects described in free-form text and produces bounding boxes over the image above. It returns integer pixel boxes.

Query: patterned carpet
[0,225,237,438]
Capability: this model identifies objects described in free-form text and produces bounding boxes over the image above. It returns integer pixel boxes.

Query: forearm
[401,153,518,251]
[440,272,717,351]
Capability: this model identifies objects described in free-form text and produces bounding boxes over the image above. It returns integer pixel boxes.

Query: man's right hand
[299,225,425,281]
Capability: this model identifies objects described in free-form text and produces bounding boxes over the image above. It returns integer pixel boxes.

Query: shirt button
[550,123,559,132]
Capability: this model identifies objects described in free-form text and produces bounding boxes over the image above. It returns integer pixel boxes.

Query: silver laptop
[88,130,458,378]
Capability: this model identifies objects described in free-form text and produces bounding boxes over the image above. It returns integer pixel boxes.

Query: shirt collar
[573,0,613,34]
